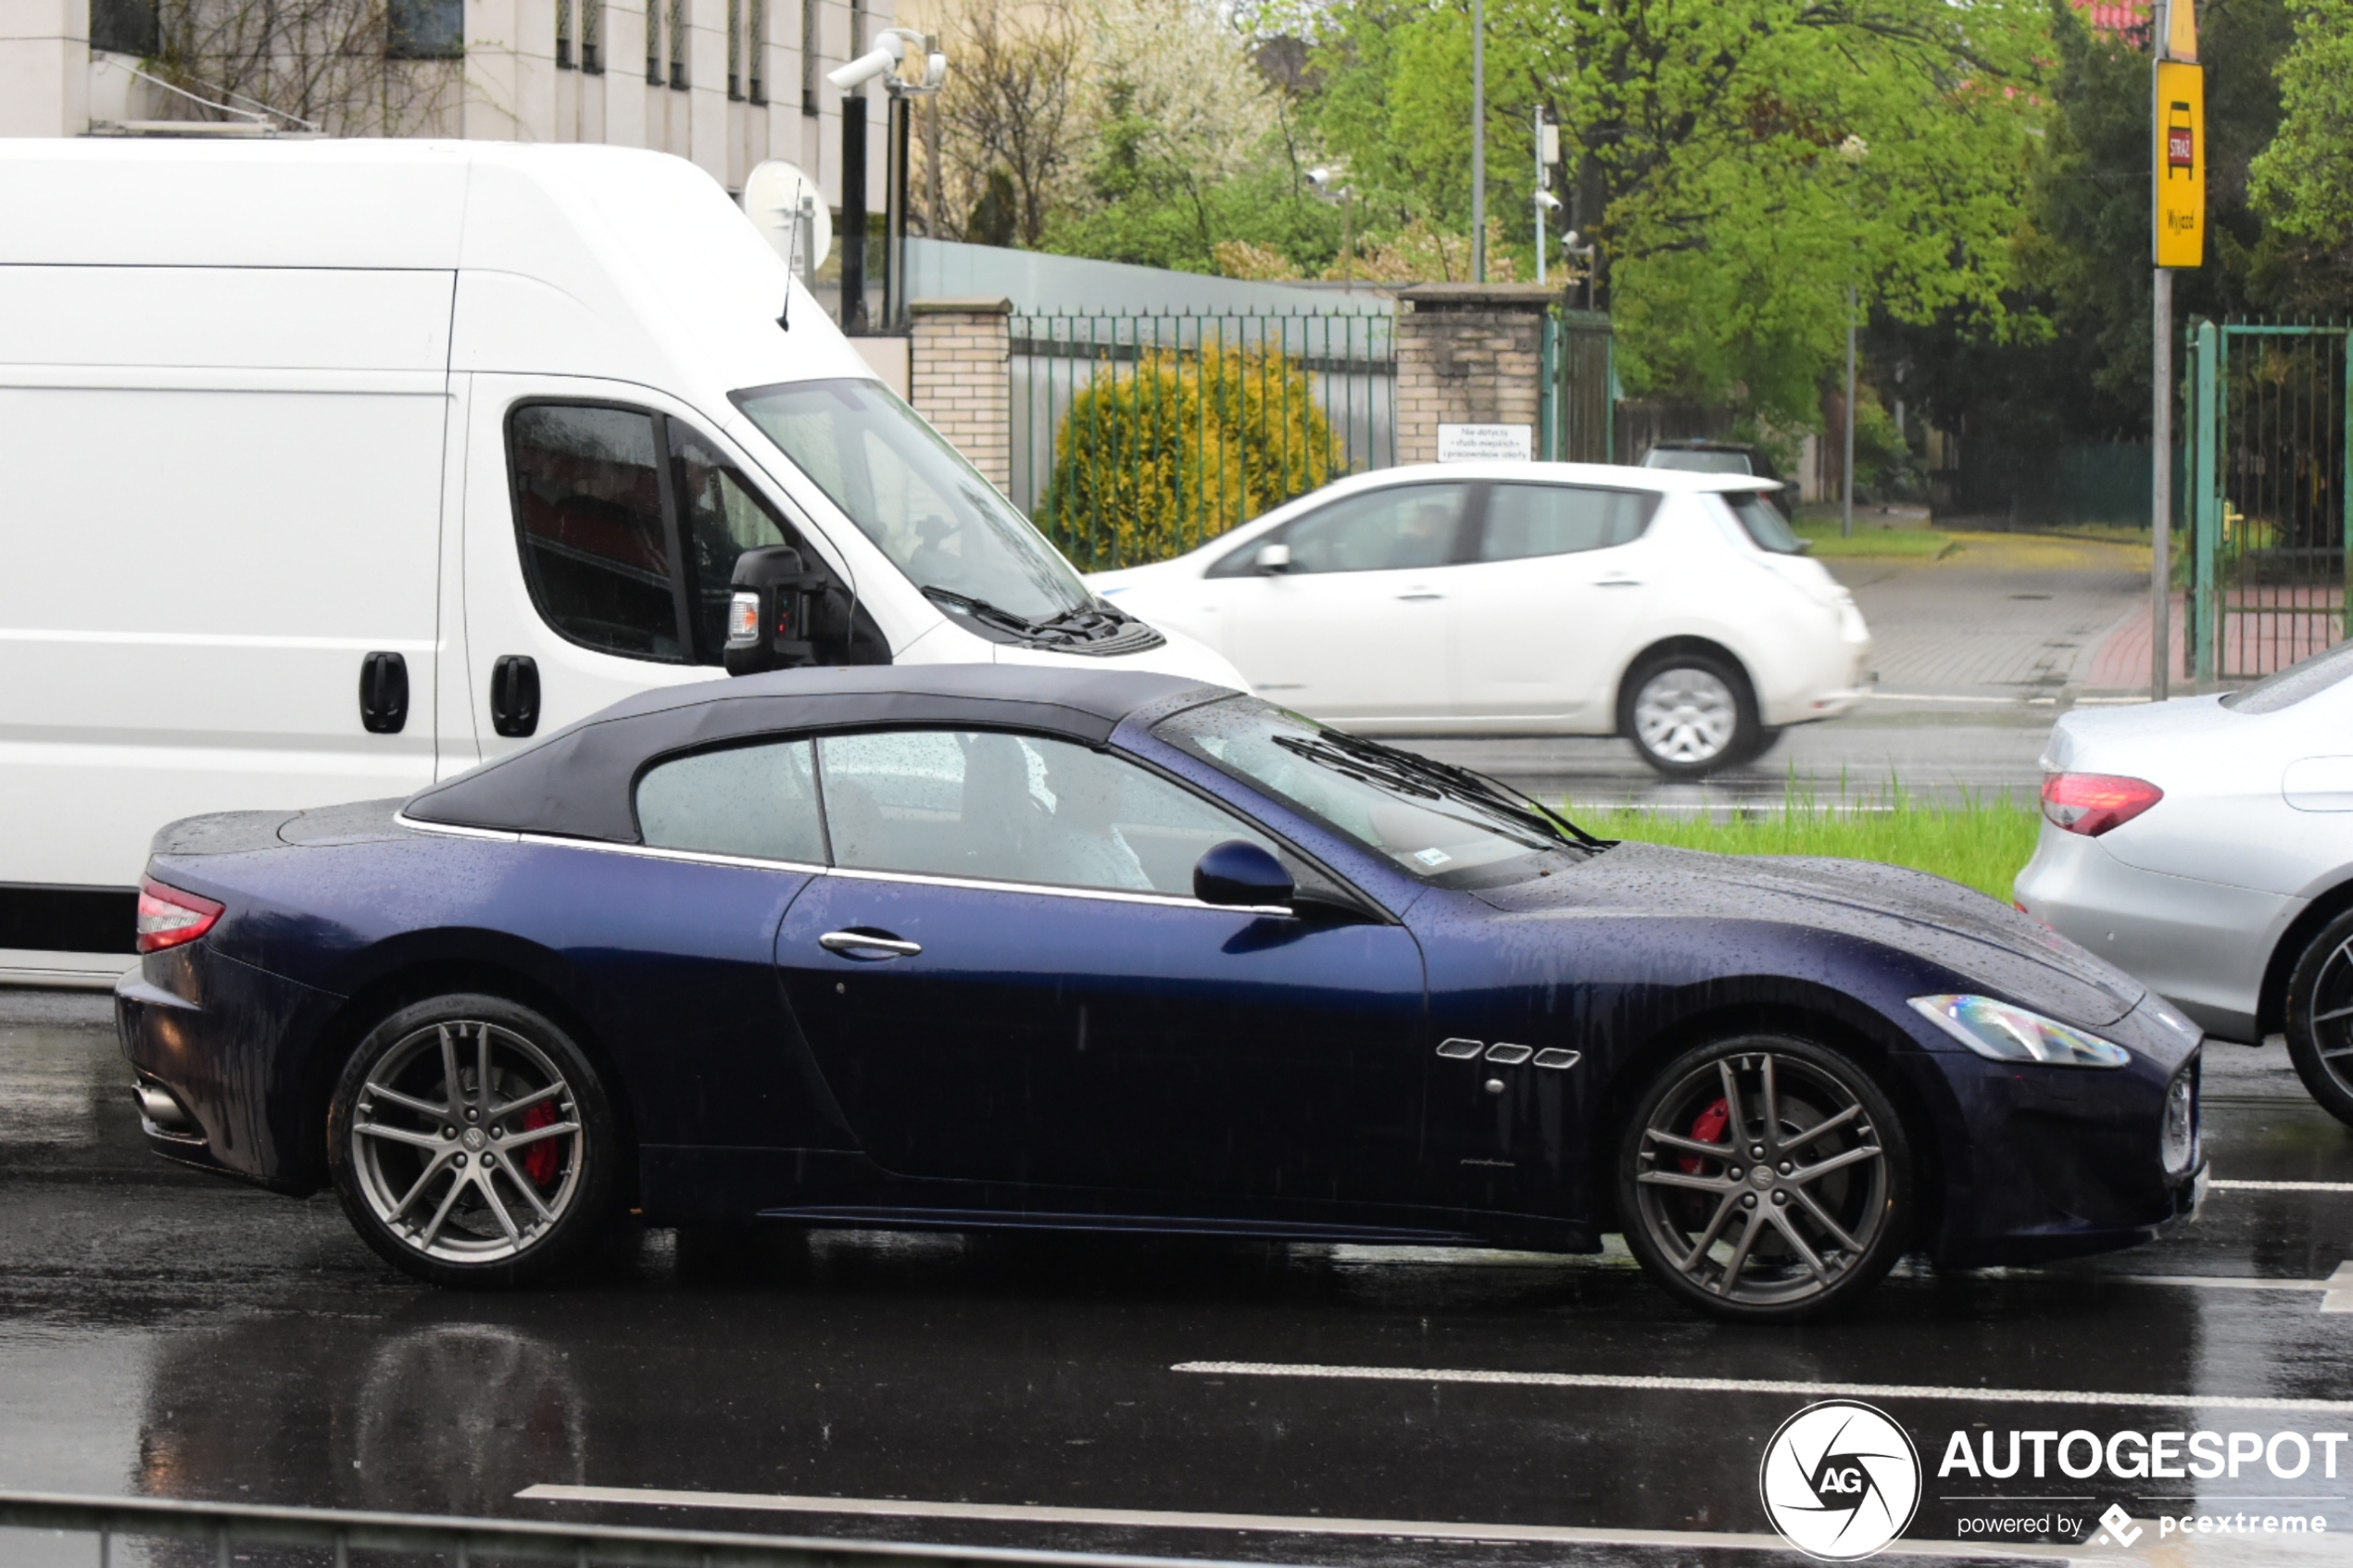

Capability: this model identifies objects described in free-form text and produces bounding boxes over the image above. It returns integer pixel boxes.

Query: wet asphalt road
[5,988,2353,1568]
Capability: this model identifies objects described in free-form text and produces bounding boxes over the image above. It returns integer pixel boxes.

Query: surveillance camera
[825,34,904,91]
[1536,191,1564,211]
[1306,166,1334,190]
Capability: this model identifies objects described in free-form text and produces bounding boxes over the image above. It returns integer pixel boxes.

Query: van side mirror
[724,546,828,675]
[1192,840,1293,908]
[1254,542,1292,574]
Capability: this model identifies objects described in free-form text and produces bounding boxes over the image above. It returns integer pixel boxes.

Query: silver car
[2015,641,2353,1122]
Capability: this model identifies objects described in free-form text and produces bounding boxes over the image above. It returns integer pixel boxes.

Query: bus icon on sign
[2168,101,2195,175]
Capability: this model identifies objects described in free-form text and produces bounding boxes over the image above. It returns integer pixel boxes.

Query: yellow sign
[2156,59,2206,269]
[2166,0,2198,63]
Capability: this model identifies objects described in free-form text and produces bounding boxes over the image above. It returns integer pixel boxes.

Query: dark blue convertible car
[117,666,2205,1321]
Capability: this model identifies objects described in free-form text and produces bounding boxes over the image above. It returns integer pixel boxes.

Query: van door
[0,266,453,906]
[457,376,876,764]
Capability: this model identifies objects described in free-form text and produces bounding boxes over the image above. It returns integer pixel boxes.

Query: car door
[773,727,1431,1204]
[1450,482,1662,725]
[1219,482,1474,722]
[455,378,867,771]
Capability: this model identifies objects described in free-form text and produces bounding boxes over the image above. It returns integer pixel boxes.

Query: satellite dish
[741,160,831,274]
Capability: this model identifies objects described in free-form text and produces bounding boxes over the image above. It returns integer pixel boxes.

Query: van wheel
[1622,653,1758,778]
[328,994,618,1287]
[2284,909,2353,1129]
[1618,1035,1912,1323]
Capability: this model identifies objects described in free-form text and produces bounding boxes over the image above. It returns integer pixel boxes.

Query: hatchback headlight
[1908,995,2131,1068]
[2161,1069,2199,1173]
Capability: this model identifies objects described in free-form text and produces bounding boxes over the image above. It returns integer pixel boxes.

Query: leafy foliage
[2250,0,2353,270]
[1040,345,1338,568]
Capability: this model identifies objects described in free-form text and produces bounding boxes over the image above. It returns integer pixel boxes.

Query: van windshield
[734,378,1092,626]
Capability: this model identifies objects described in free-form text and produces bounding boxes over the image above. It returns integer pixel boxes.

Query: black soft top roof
[405,664,1229,843]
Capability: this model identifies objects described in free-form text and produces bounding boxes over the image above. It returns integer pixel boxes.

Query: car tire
[2284,909,2353,1128]
[327,993,619,1287]
[1621,653,1759,779]
[1617,1033,1913,1323]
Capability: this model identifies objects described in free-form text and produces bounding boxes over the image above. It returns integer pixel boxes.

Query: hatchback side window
[1479,483,1657,561]
[1210,483,1470,577]
[635,739,824,862]
[510,405,686,661]
[816,730,1278,895]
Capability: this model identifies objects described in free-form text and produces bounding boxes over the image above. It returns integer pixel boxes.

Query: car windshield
[2221,638,2353,713]
[1153,697,1586,886]
[733,378,1092,625]
[1723,492,1805,554]
[1644,447,1751,475]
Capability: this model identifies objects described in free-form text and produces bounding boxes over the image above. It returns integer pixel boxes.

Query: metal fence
[2184,319,2352,681]
[1545,310,1616,465]
[1008,310,1395,571]
[0,1489,1200,1568]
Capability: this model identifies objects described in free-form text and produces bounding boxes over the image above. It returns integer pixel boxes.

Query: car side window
[816,730,1278,896]
[635,739,825,862]
[1264,484,1470,575]
[1478,483,1657,561]
[509,405,685,661]
[669,424,811,661]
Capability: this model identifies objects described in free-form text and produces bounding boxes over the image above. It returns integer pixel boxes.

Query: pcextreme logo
[1759,1400,1924,1561]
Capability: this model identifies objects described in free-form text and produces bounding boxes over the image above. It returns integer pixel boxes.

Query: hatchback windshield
[1154,697,1580,885]
[734,378,1092,625]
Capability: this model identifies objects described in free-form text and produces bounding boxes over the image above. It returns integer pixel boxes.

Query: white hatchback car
[2015,642,2353,1122]
[1087,463,1873,775]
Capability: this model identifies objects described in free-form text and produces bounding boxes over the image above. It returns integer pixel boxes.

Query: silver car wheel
[1631,1050,1889,1310]
[2299,935,2353,1101]
[1633,667,1739,765]
[347,1020,585,1265]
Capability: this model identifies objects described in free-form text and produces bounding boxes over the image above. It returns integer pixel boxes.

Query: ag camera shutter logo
[1759,1400,1922,1560]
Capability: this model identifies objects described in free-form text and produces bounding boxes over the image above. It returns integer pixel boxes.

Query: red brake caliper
[521,1100,560,1186]
[1679,1096,1730,1174]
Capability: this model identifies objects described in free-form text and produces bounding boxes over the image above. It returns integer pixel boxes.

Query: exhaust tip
[132,1081,195,1133]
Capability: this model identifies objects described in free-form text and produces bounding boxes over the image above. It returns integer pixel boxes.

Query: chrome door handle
[1593,579,1643,589]
[1395,592,1444,601]
[819,930,923,960]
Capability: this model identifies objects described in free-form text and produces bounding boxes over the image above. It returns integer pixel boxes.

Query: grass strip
[1793,520,1956,559]
[1571,781,2042,902]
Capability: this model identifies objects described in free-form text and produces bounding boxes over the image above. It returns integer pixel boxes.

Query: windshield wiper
[919,585,1047,640]
[1278,730,1606,851]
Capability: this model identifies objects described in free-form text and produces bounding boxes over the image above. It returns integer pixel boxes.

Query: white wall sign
[1437,423,1533,462]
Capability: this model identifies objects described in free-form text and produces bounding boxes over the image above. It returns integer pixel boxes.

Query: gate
[2184,319,2352,681]
[1007,309,1395,571]
[1542,307,1615,463]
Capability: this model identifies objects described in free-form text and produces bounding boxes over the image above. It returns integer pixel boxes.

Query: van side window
[669,425,800,659]
[510,405,686,661]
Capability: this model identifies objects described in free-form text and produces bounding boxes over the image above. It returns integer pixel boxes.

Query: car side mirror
[1193,840,1294,908]
[724,545,829,675]
[1255,542,1292,574]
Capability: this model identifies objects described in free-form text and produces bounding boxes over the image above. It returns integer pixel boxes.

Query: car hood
[1478,842,2145,1027]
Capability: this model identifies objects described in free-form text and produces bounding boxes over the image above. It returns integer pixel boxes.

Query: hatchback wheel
[328,994,617,1286]
[1618,1035,1912,1322]
[2285,909,2353,1128]
[1623,655,1757,778]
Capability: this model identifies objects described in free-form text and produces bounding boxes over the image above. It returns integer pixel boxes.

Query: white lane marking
[2211,1179,2353,1193]
[1170,1362,2353,1414]
[515,1484,2067,1561]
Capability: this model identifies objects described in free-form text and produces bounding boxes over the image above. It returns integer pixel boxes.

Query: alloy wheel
[346,1020,586,1265]
[2288,919,2353,1128]
[1630,1048,1891,1310]
[1632,667,1739,766]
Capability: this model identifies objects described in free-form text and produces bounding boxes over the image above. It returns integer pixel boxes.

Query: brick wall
[909,296,1013,491]
[1394,283,1556,466]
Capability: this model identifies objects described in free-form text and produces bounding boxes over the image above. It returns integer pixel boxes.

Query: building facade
[0,0,889,207]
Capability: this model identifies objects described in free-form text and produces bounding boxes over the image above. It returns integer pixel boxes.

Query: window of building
[89,0,159,56]
[646,0,661,83]
[557,0,573,68]
[727,0,742,98]
[387,0,463,58]
[582,0,603,71]
[747,0,765,101]
[800,0,819,115]
[668,0,688,87]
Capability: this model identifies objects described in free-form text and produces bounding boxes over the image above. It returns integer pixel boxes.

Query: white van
[0,139,1239,985]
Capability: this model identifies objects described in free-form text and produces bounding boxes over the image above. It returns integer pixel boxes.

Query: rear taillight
[2041,772,2164,837]
[136,877,223,954]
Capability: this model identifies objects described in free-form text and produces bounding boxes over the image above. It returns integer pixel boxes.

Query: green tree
[2250,0,2353,298]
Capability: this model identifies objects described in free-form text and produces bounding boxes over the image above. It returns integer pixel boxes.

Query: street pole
[1843,286,1856,540]
[1470,0,1484,283]
[2152,268,2172,700]
[1533,107,1545,286]
[840,94,868,332]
